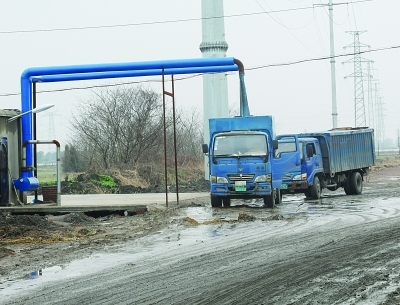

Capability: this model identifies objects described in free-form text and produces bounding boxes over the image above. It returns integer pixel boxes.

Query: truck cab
[202,116,280,208]
[273,135,324,198]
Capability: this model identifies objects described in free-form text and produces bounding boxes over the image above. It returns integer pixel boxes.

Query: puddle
[2,192,399,301]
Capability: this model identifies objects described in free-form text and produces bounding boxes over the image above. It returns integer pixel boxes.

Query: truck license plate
[235,181,246,192]
[280,184,288,189]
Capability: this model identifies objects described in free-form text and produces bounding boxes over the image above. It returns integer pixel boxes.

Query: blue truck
[202,115,283,208]
[274,127,376,199]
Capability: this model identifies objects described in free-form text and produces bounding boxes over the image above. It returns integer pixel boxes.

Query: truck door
[304,141,323,184]
[272,135,301,189]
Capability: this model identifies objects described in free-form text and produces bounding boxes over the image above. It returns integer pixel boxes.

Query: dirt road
[1,165,400,304]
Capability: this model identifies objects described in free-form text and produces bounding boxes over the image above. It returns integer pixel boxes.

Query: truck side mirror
[272,140,278,150]
[202,144,209,154]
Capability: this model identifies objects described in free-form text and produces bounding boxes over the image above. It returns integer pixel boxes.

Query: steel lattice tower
[343,31,370,127]
[200,0,229,179]
[366,61,376,130]
[42,111,61,153]
[372,82,385,153]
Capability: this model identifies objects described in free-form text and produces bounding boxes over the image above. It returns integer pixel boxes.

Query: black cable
[0,42,396,98]
[0,0,372,35]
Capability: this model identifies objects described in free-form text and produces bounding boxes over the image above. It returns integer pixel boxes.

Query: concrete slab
[0,192,210,214]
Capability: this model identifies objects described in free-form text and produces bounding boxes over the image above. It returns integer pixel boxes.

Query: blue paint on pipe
[21,57,235,78]
[30,65,238,83]
[20,57,239,175]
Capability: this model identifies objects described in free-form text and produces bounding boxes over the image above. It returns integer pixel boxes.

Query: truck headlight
[293,173,307,180]
[255,174,271,182]
[211,176,228,184]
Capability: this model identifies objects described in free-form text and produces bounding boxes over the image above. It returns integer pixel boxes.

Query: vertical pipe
[56,143,61,206]
[33,82,38,201]
[171,75,179,205]
[162,69,168,208]
[23,140,61,205]
[329,0,338,128]
[21,77,33,178]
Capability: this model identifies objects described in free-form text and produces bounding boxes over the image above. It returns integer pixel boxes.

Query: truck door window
[275,139,296,158]
[306,143,316,158]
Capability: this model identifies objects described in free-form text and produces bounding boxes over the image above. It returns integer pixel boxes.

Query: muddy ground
[0,198,205,282]
[1,155,400,304]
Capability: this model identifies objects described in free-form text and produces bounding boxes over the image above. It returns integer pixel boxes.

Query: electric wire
[0,0,372,35]
[312,1,330,72]
[255,0,318,55]
[0,43,397,98]
[256,0,315,30]
[317,0,350,26]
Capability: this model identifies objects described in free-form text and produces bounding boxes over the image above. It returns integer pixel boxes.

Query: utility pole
[314,1,348,128]
[328,0,338,128]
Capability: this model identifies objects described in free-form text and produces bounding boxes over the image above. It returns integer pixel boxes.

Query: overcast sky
[1,0,399,149]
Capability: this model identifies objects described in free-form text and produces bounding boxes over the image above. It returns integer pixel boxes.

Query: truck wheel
[310,176,321,199]
[350,172,363,195]
[211,196,222,207]
[344,178,352,195]
[264,195,275,208]
[223,198,231,207]
[274,189,282,205]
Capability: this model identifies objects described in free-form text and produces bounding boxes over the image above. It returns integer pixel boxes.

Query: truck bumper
[280,180,309,192]
[211,182,272,198]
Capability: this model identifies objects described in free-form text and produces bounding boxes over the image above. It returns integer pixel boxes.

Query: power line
[0,42,396,98]
[247,44,400,70]
[0,0,372,35]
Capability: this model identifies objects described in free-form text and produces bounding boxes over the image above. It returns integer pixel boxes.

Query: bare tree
[66,84,204,185]
[173,107,204,165]
[70,85,167,169]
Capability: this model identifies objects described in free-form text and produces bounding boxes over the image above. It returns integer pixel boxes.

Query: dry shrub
[108,169,149,188]
[373,155,400,172]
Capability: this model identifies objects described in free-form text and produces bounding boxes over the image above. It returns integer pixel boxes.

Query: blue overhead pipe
[30,65,238,83]
[20,57,238,176]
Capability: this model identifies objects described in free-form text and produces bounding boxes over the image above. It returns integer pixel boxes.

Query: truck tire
[264,195,275,208]
[223,198,231,207]
[275,189,282,205]
[310,176,321,199]
[350,171,363,195]
[211,196,222,207]
[344,178,352,195]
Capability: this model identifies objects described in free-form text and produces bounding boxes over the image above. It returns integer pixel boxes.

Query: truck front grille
[228,174,254,182]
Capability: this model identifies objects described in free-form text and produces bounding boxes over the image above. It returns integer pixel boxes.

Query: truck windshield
[213,134,268,157]
[276,139,296,158]
[276,138,303,159]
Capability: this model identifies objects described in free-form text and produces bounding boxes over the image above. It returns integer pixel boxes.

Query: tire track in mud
[4,213,400,305]
[179,217,400,305]
[2,181,400,304]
